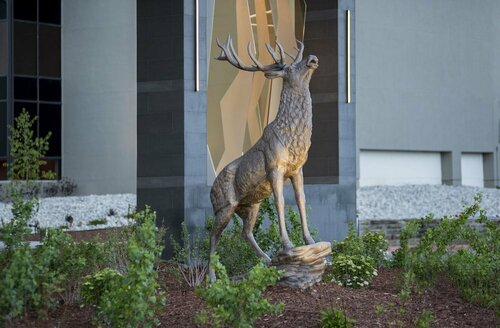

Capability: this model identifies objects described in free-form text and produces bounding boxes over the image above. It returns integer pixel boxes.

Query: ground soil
[8,263,498,328]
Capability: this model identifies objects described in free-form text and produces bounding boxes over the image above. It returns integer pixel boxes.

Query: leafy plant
[362,231,389,267]
[195,254,283,328]
[170,222,208,287]
[81,207,165,327]
[320,308,356,328]
[414,309,435,328]
[332,223,388,267]
[395,194,500,314]
[88,218,108,226]
[4,108,54,181]
[205,216,260,276]
[205,196,318,276]
[326,253,377,288]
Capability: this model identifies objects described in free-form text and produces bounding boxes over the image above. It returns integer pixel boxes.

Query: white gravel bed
[357,185,500,220]
[0,194,136,231]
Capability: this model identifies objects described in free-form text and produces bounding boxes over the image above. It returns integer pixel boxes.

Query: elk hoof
[283,241,295,250]
[305,236,316,245]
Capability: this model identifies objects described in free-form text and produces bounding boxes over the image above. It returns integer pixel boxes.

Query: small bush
[170,222,208,287]
[81,207,165,327]
[205,216,260,276]
[396,194,500,314]
[320,308,356,328]
[58,177,77,196]
[332,223,388,268]
[326,254,377,288]
[4,108,54,181]
[414,309,435,328]
[88,218,108,226]
[362,231,389,267]
[206,196,318,277]
[195,254,283,328]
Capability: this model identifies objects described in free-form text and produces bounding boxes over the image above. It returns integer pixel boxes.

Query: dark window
[39,78,60,102]
[41,159,60,179]
[0,160,6,179]
[0,21,8,75]
[0,0,6,20]
[39,0,60,25]
[14,0,37,22]
[14,101,38,136]
[14,76,37,100]
[39,103,60,156]
[39,25,61,77]
[14,21,37,75]
[0,102,6,157]
[0,76,5,99]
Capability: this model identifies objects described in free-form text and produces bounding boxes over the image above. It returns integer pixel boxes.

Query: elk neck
[271,84,313,155]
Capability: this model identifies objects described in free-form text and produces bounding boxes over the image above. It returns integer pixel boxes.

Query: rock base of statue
[271,241,331,289]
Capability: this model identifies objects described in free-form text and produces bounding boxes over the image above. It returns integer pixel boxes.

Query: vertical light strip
[195,0,200,91]
[346,9,351,104]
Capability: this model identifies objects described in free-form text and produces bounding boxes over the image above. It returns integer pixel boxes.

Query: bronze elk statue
[209,36,319,281]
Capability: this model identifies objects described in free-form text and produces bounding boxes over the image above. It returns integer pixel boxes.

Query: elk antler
[292,40,304,65]
[215,35,286,72]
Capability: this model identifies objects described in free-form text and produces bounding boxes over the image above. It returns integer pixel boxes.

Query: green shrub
[195,254,283,328]
[205,196,318,276]
[320,308,356,328]
[396,194,500,314]
[362,231,389,267]
[81,268,123,310]
[81,207,165,327]
[414,309,435,328]
[170,222,208,287]
[4,108,54,181]
[205,216,260,276]
[326,254,377,288]
[88,218,108,226]
[332,223,388,268]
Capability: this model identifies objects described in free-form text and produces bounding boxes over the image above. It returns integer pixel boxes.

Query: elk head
[215,35,319,90]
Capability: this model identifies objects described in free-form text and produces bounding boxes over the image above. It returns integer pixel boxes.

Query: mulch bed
[8,263,498,328]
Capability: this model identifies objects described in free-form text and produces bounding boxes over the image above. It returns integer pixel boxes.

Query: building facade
[356,0,500,188]
[2,0,499,248]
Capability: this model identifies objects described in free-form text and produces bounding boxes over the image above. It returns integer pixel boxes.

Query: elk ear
[264,70,285,79]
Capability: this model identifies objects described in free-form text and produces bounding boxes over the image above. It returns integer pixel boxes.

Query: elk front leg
[269,169,294,250]
[290,169,315,245]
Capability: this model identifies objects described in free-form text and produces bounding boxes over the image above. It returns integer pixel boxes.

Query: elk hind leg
[240,204,271,264]
[209,205,235,282]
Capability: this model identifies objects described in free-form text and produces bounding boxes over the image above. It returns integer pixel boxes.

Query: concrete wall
[356,0,500,186]
[62,0,137,195]
[136,0,185,258]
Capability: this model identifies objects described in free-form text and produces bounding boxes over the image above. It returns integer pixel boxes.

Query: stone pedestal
[271,241,331,289]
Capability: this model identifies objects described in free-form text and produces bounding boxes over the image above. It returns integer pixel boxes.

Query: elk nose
[307,55,319,68]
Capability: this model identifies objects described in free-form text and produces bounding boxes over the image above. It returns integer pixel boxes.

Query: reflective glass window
[14,0,37,22]
[0,160,6,179]
[39,0,61,25]
[14,22,37,75]
[0,0,6,20]
[14,76,37,100]
[0,76,5,99]
[0,102,6,157]
[39,25,61,77]
[0,21,7,75]
[39,78,60,102]
[39,103,60,156]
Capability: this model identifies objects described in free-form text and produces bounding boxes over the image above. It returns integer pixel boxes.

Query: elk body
[209,36,319,280]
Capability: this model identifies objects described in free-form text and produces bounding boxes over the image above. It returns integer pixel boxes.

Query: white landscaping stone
[0,194,136,231]
[357,185,500,220]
